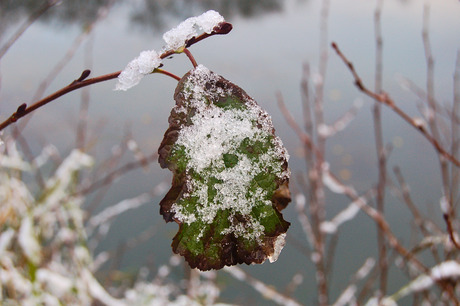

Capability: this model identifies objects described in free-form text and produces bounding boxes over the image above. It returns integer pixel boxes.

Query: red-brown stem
[277,95,428,274]
[0,23,233,132]
[331,41,460,168]
[154,69,181,81]
[0,69,151,133]
[0,71,120,131]
[183,48,198,68]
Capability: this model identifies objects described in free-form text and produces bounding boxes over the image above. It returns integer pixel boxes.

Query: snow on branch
[115,10,225,91]
[317,98,362,138]
[162,10,225,51]
[377,260,460,304]
[115,50,162,91]
[320,197,364,234]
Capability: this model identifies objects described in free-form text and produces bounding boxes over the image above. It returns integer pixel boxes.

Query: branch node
[78,69,91,82]
[214,21,233,35]
[16,103,27,114]
[70,69,92,86]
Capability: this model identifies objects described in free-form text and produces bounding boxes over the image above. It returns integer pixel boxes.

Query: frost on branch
[158,65,291,271]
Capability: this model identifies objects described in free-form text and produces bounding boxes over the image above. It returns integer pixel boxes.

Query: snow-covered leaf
[158,65,291,271]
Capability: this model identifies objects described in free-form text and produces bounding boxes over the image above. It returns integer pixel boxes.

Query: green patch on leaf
[158,65,291,271]
[223,153,238,168]
[215,96,247,111]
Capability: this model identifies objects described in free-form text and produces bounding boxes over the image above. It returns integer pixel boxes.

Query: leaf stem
[183,48,198,68]
[154,69,181,81]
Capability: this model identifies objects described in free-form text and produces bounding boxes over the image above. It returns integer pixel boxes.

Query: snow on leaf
[158,65,291,271]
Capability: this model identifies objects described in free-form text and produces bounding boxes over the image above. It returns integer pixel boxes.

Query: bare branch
[331,42,460,168]
[0,0,59,59]
[0,22,233,132]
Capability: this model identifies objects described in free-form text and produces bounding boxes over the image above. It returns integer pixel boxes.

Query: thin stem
[278,95,429,274]
[331,41,460,168]
[0,0,59,60]
[77,35,95,150]
[312,0,331,303]
[452,51,460,212]
[0,71,120,131]
[154,69,181,81]
[183,48,198,68]
[374,0,388,297]
[0,22,233,132]
[422,5,459,252]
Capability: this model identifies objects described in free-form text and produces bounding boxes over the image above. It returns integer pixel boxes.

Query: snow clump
[115,50,162,91]
[115,10,225,91]
[163,10,225,50]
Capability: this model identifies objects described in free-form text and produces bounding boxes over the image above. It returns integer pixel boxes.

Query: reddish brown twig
[444,212,460,250]
[183,48,198,68]
[0,22,233,132]
[331,42,460,168]
[277,94,428,273]
[0,70,120,132]
[154,69,181,81]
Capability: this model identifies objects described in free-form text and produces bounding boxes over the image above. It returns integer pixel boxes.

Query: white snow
[36,269,74,298]
[87,193,151,234]
[163,10,225,51]
[333,285,357,306]
[377,260,460,303]
[412,117,426,129]
[115,10,225,90]
[82,269,125,306]
[320,198,362,234]
[18,215,41,265]
[115,49,162,91]
[439,195,449,214]
[0,229,15,256]
[322,163,347,194]
[170,65,289,243]
[365,297,397,306]
[0,140,31,171]
[355,258,376,280]
[44,149,93,208]
[431,260,460,280]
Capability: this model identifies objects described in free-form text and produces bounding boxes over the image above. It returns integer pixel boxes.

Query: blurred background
[1,0,460,304]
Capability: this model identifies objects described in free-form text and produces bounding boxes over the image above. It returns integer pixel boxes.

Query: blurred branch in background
[0,0,59,60]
